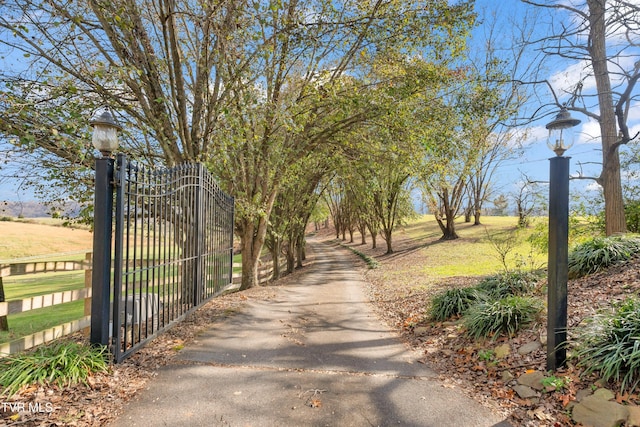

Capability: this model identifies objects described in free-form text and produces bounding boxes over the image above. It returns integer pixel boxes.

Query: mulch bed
[360,243,640,426]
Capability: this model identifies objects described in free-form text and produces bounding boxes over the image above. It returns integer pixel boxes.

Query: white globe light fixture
[90,110,122,157]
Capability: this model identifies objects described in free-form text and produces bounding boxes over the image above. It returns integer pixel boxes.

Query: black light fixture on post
[89,109,121,347]
[545,106,580,371]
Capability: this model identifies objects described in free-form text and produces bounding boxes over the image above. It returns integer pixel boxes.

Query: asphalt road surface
[110,238,508,427]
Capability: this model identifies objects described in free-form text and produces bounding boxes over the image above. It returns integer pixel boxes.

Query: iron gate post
[90,156,115,346]
[547,155,570,371]
[229,197,234,285]
[194,165,204,306]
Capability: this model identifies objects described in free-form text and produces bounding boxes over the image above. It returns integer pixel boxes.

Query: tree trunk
[358,222,367,245]
[602,157,626,235]
[239,223,263,291]
[440,219,459,240]
[367,224,378,249]
[435,210,459,240]
[0,277,8,331]
[588,0,627,235]
[286,240,295,274]
[295,234,304,269]
[383,229,393,254]
[474,210,482,226]
[269,236,282,280]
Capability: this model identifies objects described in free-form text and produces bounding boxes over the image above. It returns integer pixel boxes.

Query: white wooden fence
[0,255,284,356]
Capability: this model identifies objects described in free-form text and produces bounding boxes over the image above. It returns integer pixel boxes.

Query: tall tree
[522,0,640,235]
[418,69,487,240]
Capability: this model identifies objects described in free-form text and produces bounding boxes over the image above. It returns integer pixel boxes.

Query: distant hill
[0,201,82,218]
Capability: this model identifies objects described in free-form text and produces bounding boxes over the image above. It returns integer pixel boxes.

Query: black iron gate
[90,154,234,362]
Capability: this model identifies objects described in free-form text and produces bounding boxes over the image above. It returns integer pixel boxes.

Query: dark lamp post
[546,106,580,371]
[89,108,121,347]
[90,110,121,157]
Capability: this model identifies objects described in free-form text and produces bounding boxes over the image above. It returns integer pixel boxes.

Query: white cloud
[576,119,601,145]
[517,125,548,146]
[549,60,595,97]
[548,56,637,102]
[585,181,602,192]
[627,102,640,122]
[630,123,640,140]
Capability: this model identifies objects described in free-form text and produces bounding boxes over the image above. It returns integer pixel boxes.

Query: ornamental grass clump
[429,287,482,321]
[568,235,640,279]
[574,298,640,393]
[464,296,543,340]
[0,341,110,397]
[476,271,540,299]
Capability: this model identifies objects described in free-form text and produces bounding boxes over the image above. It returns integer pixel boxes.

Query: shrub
[568,236,640,279]
[464,296,543,340]
[0,341,110,397]
[625,200,640,233]
[574,298,640,393]
[476,271,541,299]
[429,287,482,321]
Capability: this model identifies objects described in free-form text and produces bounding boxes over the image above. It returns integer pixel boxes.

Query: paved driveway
[110,238,507,427]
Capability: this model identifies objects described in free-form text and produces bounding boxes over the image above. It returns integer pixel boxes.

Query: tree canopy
[0,0,476,288]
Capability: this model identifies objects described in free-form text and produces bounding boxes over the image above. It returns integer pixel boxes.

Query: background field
[0,218,93,343]
[0,219,93,261]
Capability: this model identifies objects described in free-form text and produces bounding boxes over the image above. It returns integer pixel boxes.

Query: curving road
[111,238,508,427]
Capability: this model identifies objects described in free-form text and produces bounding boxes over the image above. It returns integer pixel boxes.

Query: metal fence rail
[92,154,234,363]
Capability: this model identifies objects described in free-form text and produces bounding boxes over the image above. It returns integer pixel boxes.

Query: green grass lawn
[348,215,549,291]
[2,254,239,344]
[410,216,547,278]
[1,271,87,344]
[0,301,85,344]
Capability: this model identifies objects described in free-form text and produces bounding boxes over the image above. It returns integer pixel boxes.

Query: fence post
[90,156,115,347]
[0,276,7,331]
[229,197,234,285]
[83,252,92,336]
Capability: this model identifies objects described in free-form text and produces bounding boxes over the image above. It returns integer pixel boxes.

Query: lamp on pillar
[89,108,121,347]
[90,110,122,157]
[546,107,581,156]
[545,106,580,371]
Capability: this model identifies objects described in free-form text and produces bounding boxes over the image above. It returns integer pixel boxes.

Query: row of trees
[0,0,639,288]
[0,0,477,290]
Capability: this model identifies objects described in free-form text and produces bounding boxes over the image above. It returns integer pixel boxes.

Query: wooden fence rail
[0,254,284,356]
